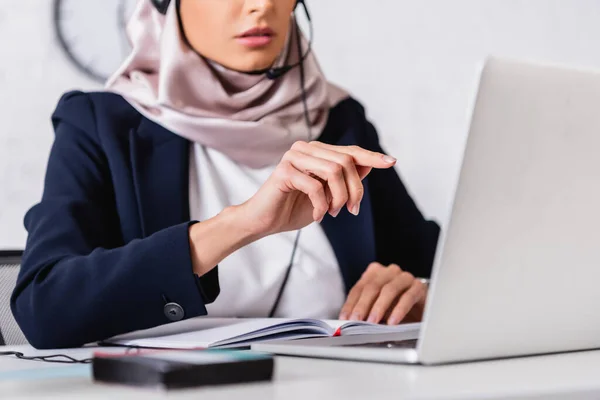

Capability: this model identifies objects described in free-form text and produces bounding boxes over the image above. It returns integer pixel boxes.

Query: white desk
[1,345,600,399]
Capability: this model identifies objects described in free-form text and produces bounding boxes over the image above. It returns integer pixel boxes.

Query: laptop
[252,57,600,365]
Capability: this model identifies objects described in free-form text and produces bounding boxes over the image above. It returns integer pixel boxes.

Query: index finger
[310,142,397,169]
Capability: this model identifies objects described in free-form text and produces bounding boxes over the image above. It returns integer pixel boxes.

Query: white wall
[2,0,600,249]
[0,0,97,249]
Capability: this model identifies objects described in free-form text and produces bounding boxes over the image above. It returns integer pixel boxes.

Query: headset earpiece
[151,0,171,15]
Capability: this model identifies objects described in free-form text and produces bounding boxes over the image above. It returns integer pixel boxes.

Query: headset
[151,0,313,318]
[150,0,313,80]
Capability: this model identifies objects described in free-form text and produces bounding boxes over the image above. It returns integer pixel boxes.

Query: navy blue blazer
[11,91,440,349]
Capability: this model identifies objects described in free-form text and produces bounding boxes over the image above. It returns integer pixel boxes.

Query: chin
[233,50,281,73]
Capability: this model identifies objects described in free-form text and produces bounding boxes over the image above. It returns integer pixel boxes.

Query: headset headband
[151,0,305,15]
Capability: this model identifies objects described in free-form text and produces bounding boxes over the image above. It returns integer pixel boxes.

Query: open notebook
[104,318,421,349]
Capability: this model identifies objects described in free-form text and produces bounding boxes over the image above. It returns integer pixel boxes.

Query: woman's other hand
[239,141,397,236]
[339,262,428,325]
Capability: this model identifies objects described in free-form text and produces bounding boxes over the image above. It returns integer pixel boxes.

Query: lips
[238,27,275,38]
[236,27,275,48]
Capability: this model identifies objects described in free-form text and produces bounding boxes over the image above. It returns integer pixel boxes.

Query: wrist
[188,205,265,277]
[231,202,273,239]
[220,204,267,244]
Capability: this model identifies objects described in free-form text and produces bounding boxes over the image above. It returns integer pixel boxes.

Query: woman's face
[179,0,298,72]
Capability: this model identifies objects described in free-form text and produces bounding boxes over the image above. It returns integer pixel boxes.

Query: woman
[12,0,440,349]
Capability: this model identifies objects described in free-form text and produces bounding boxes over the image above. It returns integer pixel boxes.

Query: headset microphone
[265,0,313,80]
[266,66,292,80]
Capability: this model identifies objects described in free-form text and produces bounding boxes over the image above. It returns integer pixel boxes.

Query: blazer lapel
[129,118,190,238]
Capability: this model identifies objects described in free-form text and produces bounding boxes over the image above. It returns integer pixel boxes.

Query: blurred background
[2,0,600,249]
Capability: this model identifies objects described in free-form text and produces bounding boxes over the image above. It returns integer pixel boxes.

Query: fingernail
[367,314,378,324]
[388,316,400,325]
[350,203,360,216]
[331,209,341,218]
[383,155,397,164]
[350,313,361,321]
[339,313,348,320]
[317,215,324,223]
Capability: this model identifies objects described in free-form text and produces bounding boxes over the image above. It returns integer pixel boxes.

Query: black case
[92,351,274,389]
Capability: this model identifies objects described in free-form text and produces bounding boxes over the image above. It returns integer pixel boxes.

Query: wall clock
[53,0,138,83]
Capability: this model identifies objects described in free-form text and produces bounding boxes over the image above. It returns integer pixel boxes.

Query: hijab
[105,0,349,168]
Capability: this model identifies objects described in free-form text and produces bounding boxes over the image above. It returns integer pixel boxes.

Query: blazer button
[164,302,184,321]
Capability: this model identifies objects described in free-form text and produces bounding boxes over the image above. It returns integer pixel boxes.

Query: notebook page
[109,318,332,349]
[214,319,333,347]
[321,320,350,331]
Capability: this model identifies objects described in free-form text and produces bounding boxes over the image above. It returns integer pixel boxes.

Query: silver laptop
[253,57,600,365]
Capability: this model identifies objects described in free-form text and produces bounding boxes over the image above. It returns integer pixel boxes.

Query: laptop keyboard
[343,339,418,349]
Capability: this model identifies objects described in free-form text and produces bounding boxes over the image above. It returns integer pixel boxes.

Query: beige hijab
[105,0,348,168]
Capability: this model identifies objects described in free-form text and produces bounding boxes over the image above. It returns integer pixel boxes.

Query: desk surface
[1,345,600,399]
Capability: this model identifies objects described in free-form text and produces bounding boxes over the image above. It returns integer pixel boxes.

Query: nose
[244,0,275,15]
